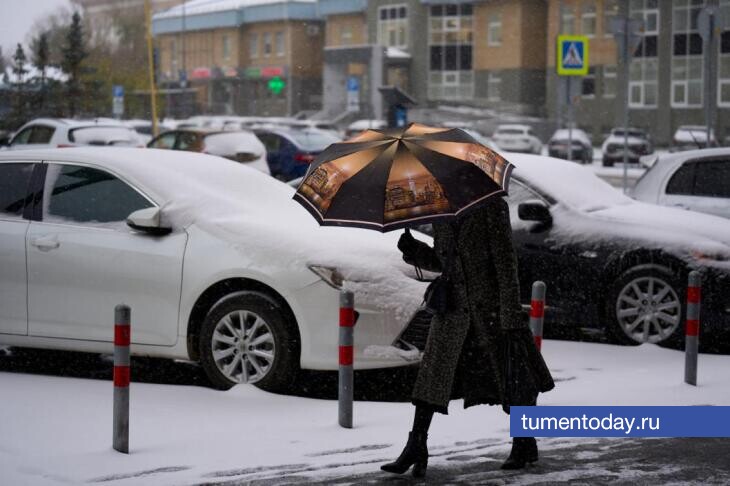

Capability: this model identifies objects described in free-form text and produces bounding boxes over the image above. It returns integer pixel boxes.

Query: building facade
[153,1,324,116]
[547,0,730,145]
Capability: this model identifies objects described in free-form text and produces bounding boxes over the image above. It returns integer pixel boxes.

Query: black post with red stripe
[339,291,354,428]
[113,304,131,453]
[684,271,701,386]
[529,281,546,351]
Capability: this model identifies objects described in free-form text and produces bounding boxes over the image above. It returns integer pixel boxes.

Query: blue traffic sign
[557,35,589,76]
[112,85,124,98]
[347,77,360,92]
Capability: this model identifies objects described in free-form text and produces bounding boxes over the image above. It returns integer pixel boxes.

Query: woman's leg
[501,398,538,469]
[381,403,434,478]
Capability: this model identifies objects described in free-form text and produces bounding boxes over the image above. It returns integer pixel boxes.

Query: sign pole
[145,0,158,136]
[622,20,630,193]
[699,7,723,148]
[557,35,589,164]
[611,16,643,194]
[567,77,573,162]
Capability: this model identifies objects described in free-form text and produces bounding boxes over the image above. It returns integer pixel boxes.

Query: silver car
[632,148,730,220]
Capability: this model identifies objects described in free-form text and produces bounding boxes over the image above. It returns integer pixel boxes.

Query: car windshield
[496,129,525,136]
[203,132,263,155]
[613,129,645,138]
[287,130,341,151]
[68,126,140,146]
[512,156,632,212]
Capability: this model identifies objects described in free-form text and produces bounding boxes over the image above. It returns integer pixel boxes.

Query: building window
[488,12,502,46]
[581,2,597,37]
[672,0,705,107]
[604,0,619,37]
[378,4,408,49]
[603,65,617,98]
[718,0,730,106]
[487,72,501,101]
[275,32,284,57]
[560,4,575,34]
[222,35,231,60]
[629,0,659,107]
[249,33,258,59]
[427,3,474,101]
[340,24,353,45]
[263,32,272,57]
[582,66,596,97]
[170,39,177,69]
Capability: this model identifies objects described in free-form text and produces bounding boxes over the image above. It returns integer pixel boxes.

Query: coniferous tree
[31,32,51,113]
[32,32,50,84]
[12,44,28,84]
[9,44,29,128]
[61,11,87,117]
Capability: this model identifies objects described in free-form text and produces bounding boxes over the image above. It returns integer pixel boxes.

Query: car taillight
[294,152,315,164]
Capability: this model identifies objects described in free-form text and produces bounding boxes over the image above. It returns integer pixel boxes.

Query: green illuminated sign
[268,76,285,95]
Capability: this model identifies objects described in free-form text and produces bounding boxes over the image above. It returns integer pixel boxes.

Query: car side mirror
[639,153,658,168]
[126,207,172,236]
[518,200,552,225]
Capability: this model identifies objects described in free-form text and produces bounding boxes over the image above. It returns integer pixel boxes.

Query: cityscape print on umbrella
[294,123,514,231]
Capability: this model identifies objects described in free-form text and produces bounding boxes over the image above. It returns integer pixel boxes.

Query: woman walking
[381,196,555,478]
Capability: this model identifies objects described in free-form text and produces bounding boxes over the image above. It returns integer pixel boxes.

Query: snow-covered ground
[1,340,728,485]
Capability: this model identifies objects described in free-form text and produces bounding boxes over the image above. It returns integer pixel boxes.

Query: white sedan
[632,148,730,220]
[0,148,425,391]
[492,124,542,154]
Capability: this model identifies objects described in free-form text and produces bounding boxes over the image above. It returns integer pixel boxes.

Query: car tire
[602,157,614,167]
[604,265,685,347]
[199,291,300,392]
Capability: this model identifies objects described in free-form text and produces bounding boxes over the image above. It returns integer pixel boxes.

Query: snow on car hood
[552,201,730,263]
[127,151,430,322]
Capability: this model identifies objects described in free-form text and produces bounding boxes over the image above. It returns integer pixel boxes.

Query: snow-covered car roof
[674,126,715,143]
[20,118,127,129]
[347,119,387,131]
[549,129,591,146]
[495,124,531,131]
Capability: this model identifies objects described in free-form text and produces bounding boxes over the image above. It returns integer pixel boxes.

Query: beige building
[153,1,324,116]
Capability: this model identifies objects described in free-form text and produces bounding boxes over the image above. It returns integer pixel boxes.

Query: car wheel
[199,291,299,392]
[602,157,614,167]
[605,265,684,346]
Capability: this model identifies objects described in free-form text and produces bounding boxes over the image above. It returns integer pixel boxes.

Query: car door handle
[30,236,60,251]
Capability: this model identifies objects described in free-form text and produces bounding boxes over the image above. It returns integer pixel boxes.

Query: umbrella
[292,123,514,232]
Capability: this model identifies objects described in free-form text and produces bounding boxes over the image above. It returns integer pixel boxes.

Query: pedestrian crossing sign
[557,35,589,76]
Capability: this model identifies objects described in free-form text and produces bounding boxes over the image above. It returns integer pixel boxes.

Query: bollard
[684,271,701,386]
[529,281,546,351]
[339,290,354,428]
[113,304,131,453]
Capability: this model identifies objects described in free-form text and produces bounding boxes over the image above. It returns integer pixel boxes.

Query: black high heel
[501,437,538,470]
[381,432,429,478]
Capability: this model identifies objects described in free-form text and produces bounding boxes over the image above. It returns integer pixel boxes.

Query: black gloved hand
[397,229,419,255]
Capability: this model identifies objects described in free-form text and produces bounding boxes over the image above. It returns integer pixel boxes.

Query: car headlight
[308,265,345,289]
[691,250,730,263]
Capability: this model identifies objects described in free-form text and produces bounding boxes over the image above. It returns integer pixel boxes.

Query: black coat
[403,197,554,413]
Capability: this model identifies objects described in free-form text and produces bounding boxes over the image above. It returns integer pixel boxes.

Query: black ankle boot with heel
[501,437,538,469]
[380,431,429,478]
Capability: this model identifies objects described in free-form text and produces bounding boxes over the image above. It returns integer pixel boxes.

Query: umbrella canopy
[293,123,514,232]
